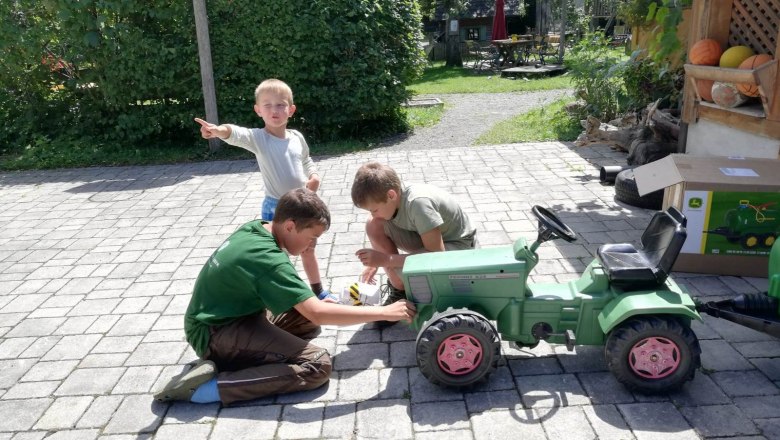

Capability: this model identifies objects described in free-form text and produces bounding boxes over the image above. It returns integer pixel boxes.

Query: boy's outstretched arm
[293,296,416,326]
[194,117,231,139]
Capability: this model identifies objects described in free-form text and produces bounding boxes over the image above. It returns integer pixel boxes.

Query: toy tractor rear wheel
[761,233,776,248]
[416,309,500,388]
[605,316,700,394]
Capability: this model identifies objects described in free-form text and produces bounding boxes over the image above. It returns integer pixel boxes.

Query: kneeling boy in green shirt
[155,188,415,405]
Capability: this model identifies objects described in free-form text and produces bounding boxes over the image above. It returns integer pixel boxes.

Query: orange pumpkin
[689,39,722,65]
[696,79,714,102]
[737,54,773,97]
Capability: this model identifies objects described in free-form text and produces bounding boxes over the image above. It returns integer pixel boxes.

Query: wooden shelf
[681,0,780,137]
[684,60,778,119]
[699,101,765,118]
[698,104,780,139]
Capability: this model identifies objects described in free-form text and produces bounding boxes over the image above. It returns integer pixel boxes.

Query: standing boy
[155,189,415,405]
[351,162,477,305]
[195,78,330,297]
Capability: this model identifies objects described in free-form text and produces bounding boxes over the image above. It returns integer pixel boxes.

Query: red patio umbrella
[492,0,507,40]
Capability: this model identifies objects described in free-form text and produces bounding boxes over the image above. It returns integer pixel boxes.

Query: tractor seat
[597,207,687,287]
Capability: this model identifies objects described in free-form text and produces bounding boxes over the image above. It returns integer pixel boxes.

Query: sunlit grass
[409,61,572,95]
[475,97,581,145]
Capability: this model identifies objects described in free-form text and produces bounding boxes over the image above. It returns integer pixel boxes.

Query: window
[466,28,480,40]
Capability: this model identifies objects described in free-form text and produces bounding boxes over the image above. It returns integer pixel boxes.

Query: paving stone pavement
[1,129,778,437]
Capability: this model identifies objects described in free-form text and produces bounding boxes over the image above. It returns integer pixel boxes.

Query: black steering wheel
[531,206,577,243]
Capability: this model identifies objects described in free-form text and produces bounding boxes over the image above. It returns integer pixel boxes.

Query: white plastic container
[339,282,382,306]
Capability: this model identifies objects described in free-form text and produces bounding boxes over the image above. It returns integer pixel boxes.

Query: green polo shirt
[184,220,314,357]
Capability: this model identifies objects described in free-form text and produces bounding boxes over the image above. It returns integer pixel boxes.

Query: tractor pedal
[564,330,576,351]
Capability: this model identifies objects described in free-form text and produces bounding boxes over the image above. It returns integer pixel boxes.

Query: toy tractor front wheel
[605,316,700,394]
[416,309,500,388]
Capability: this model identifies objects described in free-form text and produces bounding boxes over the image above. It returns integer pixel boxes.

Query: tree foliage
[565,32,628,120]
[617,0,692,64]
[417,0,469,20]
[0,0,425,161]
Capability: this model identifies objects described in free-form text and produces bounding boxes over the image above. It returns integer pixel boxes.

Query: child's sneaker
[375,281,407,329]
[154,360,216,402]
[380,280,406,306]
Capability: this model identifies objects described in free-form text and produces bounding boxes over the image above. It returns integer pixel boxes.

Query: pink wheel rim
[628,336,681,379]
[437,333,483,375]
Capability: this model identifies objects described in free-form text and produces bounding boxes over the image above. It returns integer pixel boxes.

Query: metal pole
[193,0,220,152]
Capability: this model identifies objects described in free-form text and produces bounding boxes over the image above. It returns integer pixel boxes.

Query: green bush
[621,51,684,111]
[0,0,425,164]
[564,32,628,120]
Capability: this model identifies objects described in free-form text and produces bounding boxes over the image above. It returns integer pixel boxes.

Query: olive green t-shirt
[389,184,475,242]
[184,220,314,357]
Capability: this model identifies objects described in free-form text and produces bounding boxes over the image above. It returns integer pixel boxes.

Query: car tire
[614,169,664,210]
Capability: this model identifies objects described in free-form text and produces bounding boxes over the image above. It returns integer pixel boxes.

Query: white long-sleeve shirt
[225,125,318,199]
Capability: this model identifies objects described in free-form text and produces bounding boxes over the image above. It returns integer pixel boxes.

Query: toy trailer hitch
[531,322,577,351]
[703,226,735,240]
[696,294,780,339]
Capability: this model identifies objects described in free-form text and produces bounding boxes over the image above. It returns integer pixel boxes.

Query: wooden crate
[682,0,780,139]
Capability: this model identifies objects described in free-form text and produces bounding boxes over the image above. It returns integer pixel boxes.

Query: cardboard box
[634,154,780,277]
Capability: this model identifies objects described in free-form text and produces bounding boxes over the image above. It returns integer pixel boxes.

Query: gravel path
[375,89,572,151]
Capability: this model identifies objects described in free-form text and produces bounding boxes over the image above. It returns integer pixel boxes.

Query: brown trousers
[204,309,332,405]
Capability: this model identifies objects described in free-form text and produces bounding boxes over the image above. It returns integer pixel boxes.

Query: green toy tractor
[402,205,702,394]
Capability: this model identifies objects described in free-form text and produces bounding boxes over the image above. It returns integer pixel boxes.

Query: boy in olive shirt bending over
[352,162,477,305]
[155,188,415,405]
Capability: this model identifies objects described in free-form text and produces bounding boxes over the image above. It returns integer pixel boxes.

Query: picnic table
[491,37,533,67]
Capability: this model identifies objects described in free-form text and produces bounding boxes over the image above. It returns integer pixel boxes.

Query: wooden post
[769,29,780,122]
[558,0,566,64]
[193,0,220,152]
[681,0,732,125]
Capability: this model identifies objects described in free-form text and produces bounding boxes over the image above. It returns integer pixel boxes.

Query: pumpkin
[719,45,754,68]
[737,54,774,97]
[695,79,714,102]
[689,39,722,65]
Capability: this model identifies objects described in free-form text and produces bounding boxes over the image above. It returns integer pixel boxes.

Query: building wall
[686,119,780,159]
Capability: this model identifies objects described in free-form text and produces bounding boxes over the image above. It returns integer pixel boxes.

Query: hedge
[0,0,424,158]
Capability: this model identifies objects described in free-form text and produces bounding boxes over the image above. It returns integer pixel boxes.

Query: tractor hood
[403,245,524,276]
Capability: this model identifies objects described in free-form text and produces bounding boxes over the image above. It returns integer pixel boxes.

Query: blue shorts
[261,196,279,221]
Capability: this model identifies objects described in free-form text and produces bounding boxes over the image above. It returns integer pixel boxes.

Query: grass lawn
[475,97,581,145]
[409,62,572,95]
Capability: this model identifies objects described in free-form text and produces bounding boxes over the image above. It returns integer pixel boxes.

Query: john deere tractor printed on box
[683,191,780,256]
